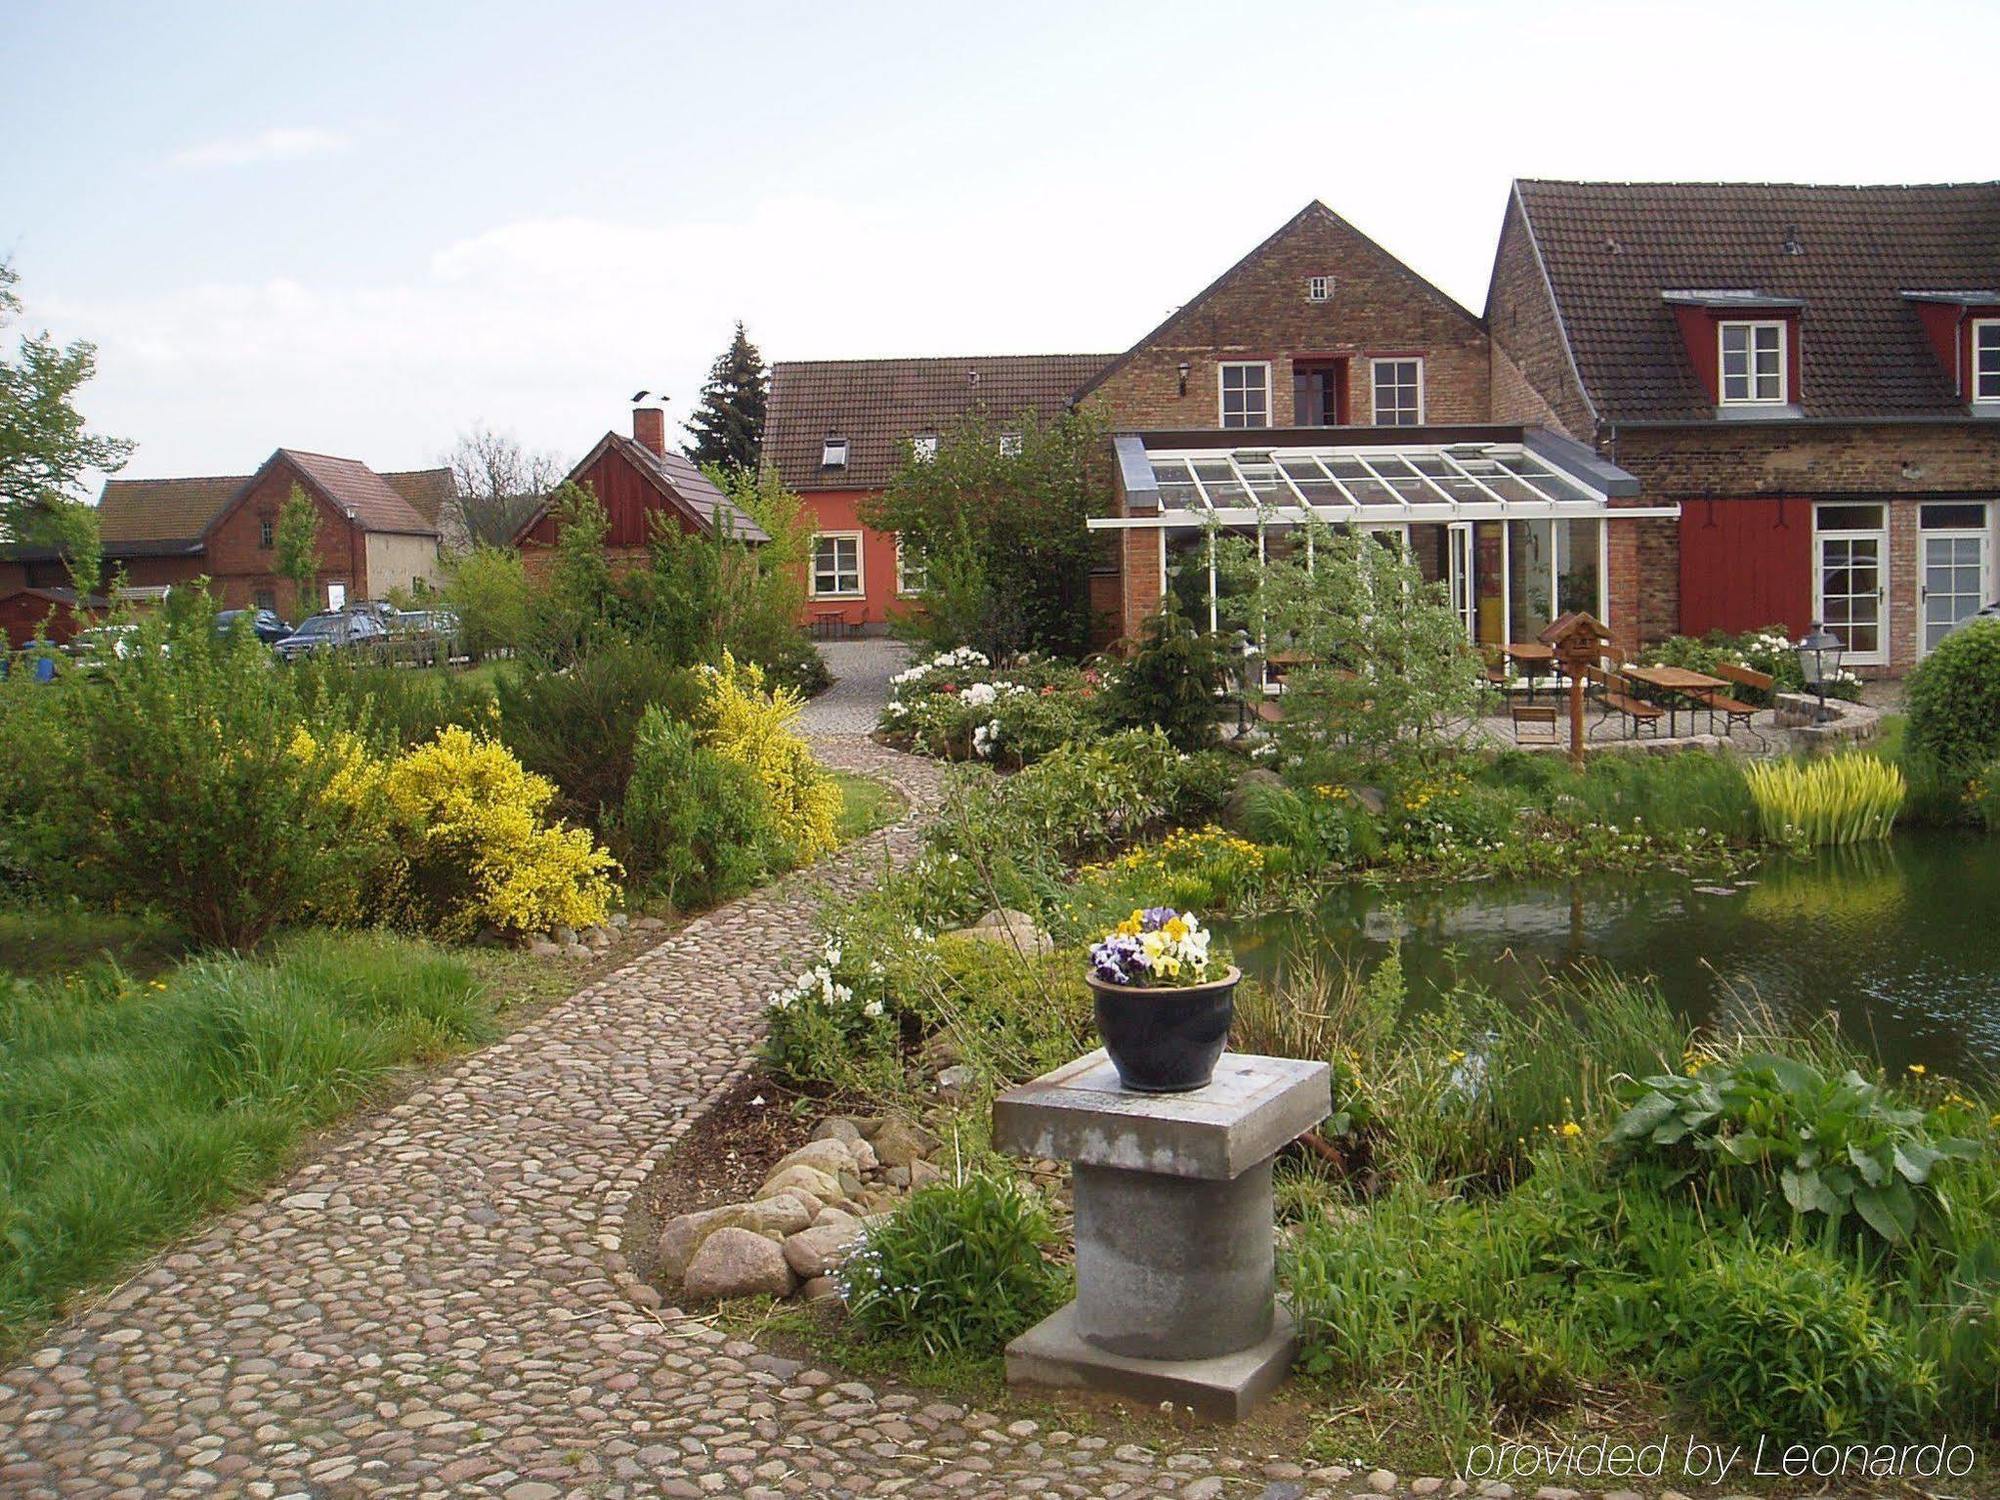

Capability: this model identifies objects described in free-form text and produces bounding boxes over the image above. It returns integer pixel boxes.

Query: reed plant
[1745,753,1906,846]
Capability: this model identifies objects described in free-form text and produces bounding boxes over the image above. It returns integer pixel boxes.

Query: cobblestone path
[1,710,1665,1498]
[792,639,908,739]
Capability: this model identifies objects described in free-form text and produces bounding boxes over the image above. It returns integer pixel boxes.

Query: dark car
[272,611,388,661]
[216,608,292,645]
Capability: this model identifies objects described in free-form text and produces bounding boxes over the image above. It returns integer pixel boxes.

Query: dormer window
[912,433,938,461]
[1719,321,1786,405]
[821,435,849,468]
[1975,320,2000,404]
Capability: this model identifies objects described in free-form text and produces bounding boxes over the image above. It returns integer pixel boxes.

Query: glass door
[1920,503,1991,657]
[1446,522,1475,640]
[1814,503,1887,665]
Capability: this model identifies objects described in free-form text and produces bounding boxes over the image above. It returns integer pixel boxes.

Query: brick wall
[1081,206,1490,431]
[1607,422,2000,498]
[204,462,364,614]
[1485,195,1594,439]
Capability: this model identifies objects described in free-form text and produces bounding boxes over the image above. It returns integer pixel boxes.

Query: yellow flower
[1908,1064,1927,1076]
[1559,1121,1582,1138]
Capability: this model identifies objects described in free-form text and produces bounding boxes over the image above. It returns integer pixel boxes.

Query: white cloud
[170,127,351,169]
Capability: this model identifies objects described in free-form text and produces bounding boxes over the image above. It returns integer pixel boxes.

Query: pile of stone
[658,1116,940,1303]
[521,912,666,958]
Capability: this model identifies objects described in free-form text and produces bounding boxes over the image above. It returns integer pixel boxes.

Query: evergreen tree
[682,321,769,473]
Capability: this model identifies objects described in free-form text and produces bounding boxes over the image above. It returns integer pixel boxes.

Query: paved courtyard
[0,650,1651,1499]
[792,637,909,739]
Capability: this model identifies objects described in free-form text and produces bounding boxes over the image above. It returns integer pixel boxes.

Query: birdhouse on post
[1537,612,1613,766]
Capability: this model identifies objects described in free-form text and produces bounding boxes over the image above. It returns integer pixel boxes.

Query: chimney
[632,405,666,456]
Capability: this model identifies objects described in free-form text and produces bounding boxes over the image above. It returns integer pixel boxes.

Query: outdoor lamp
[1796,622,1844,710]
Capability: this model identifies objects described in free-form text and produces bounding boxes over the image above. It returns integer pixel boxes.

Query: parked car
[272,611,389,661]
[64,624,144,675]
[215,608,292,645]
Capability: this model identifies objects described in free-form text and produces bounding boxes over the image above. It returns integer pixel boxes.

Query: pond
[1226,831,2000,1081]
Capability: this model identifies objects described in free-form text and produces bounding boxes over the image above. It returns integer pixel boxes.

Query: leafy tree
[865,406,1107,661]
[441,424,565,550]
[0,261,133,546]
[273,485,323,617]
[442,545,533,660]
[682,321,769,473]
[532,482,616,663]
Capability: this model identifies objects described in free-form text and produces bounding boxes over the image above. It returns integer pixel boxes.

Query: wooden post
[1568,663,1586,768]
[1537,612,1613,770]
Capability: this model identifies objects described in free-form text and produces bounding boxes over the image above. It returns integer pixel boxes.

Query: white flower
[861,999,884,1019]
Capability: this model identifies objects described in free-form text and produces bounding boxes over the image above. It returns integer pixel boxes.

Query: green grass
[0,905,188,982]
[832,771,905,843]
[0,930,501,1355]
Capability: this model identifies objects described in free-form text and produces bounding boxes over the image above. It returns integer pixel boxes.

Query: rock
[1348,784,1388,816]
[527,940,561,958]
[810,1207,857,1229]
[935,1064,977,1100]
[847,1139,879,1172]
[562,942,589,958]
[883,1165,911,1189]
[584,926,612,947]
[553,925,578,946]
[658,1199,816,1280]
[1220,767,1284,831]
[810,1116,864,1145]
[633,915,666,931]
[608,912,629,929]
[781,1222,864,1278]
[759,1164,845,1203]
[682,1228,796,1300]
[766,1139,858,1180]
[908,1159,944,1189]
[943,907,1052,959]
[870,1118,936,1169]
[1366,1471,1398,1494]
[800,1275,842,1303]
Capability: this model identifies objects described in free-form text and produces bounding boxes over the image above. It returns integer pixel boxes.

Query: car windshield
[292,615,343,637]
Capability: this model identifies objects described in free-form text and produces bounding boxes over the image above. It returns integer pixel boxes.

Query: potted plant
[1086,907,1238,1093]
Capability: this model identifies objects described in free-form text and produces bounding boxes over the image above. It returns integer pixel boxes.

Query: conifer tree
[682,321,769,473]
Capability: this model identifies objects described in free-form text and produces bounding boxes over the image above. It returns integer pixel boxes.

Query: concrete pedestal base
[1005,1300,1300,1422]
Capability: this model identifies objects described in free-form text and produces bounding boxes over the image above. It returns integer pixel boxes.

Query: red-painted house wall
[801,490,908,629]
[521,447,701,550]
[1670,306,1802,405]
[1678,497,1813,638]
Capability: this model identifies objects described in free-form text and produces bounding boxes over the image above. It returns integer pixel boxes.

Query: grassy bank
[831,771,906,843]
[0,931,507,1356]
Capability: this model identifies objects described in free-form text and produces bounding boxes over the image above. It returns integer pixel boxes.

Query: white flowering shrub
[1646,625,1862,703]
[878,648,1106,766]
[758,935,900,1092]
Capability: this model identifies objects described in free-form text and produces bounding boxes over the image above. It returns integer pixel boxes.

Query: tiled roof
[1513,179,2000,421]
[280,450,438,535]
[763,354,1113,490]
[621,438,769,542]
[96,475,247,549]
[378,468,457,527]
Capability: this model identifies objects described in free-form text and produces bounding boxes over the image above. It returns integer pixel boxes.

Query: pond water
[1225,831,2000,1081]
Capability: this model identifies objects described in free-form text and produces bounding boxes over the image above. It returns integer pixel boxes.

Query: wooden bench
[1694,662,1772,736]
[1586,665,1664,738]
[1510,703,1560,744]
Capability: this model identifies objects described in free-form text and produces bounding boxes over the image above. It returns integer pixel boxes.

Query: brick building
[0,449,452,629]
[1488,180,2000,673]
[511,407,766,575]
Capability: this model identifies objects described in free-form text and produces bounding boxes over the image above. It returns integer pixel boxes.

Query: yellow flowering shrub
[286,725,399,926]
[382,726,621,939]
[697,652,840,863]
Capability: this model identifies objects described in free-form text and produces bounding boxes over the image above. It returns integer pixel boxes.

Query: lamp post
[1796,623,1844,715]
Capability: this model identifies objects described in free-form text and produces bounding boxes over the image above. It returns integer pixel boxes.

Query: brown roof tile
[96,475,247,549]
[279,450,438,535]
[763,353,1112,491]
[379,468,457,527]
[1513,179,2000,421]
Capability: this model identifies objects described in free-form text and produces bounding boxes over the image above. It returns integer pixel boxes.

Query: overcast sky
[5,0,1997,486]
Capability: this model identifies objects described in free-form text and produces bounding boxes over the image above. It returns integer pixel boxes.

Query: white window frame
[997,432,1023,457]
[1973,319,2000,404]
[1369,357,1425,426]
[1917,501,1992,657]
[911,433,938,462]
[821,436,849,468]
[810,531,864,598]
[1217,361,1272,429]
[1306,275,1332,302]
[1718,320,1787,406]
[1812,502,1888,666]
[894,534,929,597]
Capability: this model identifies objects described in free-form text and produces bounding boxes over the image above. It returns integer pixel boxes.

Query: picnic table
[1621,664,1729,737]
[1503,641,1556,700]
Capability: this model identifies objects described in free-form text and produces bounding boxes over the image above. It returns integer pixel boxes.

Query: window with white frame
[821,435,849,468]
[1719,321,1786,405]
[1306,275,1332,302]
[811,533,862,597]
[1974,319,2000,403]
[912,433,938,461]
[895,534,929,596]
[1218,362,1270,428]
[1370,358,1423,425]
[997,432,1023,456]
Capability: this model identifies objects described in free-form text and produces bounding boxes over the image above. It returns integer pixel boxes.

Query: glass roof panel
[1325,457,1396,507]
[1277,458,1342,504]
[1189,459,1249,505]
[1137,443,1618,517]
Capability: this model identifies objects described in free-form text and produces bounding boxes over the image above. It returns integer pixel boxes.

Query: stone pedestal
[992,1049,1330,1420]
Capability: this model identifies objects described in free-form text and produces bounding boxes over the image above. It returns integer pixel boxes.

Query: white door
[1446,522,1475,640]
[1921,531,1988,656]
[1815,529,1886,665]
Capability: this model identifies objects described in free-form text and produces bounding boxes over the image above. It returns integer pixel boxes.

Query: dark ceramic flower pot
[1086,966,1240,1094]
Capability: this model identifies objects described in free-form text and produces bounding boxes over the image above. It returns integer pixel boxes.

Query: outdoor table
[1504,642,1556,701]
[1621,664,1728,737]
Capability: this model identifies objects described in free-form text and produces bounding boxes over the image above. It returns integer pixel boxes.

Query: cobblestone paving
[793,638,909,739]
[2,686,1692,1497]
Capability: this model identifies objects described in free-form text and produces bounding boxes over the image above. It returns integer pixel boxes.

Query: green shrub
[697,653,841,863]
[1104,608,1230,751]
[758,942,903,1095]
[442,545,534,661]
[841,1170,1066,1357]
[1677,1241,1940,1442]
[496,643,702,831]
[1906,618,2000,780]
[621,706,777,906]
[880,648,1104,767]
[297,659,499,748]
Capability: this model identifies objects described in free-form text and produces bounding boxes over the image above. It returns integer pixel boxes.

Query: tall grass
[1481,748,1758,841]
[1746,753,1906,845]
[0,932,494,1349]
